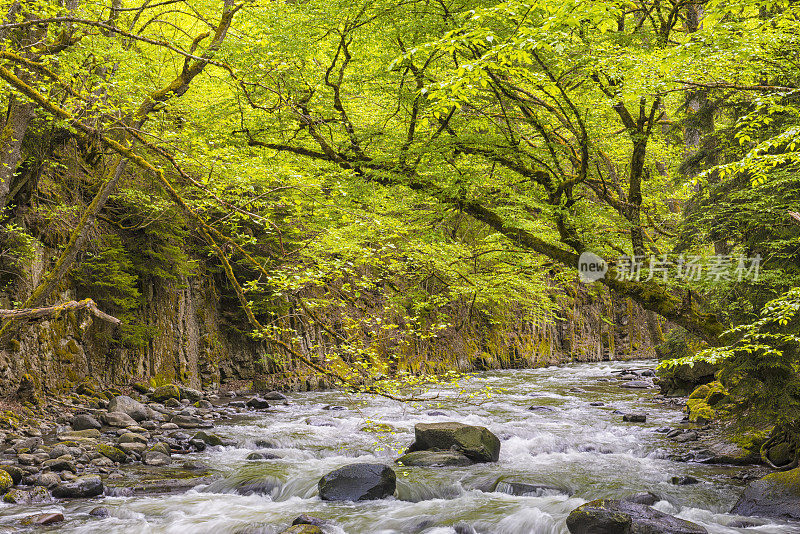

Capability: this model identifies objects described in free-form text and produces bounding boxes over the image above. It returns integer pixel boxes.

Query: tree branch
[0,299,120,325]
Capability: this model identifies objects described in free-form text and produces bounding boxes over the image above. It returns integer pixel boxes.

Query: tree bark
[0,96,34,209]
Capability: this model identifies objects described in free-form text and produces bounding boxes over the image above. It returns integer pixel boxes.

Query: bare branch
[0,299,120,325]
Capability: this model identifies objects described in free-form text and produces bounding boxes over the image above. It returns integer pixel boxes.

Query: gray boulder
[730,467,800,520]
[52,475,104,498]
[142,451,171,466]
[318,463,396,501]
[108,396,149,422]
[71,414,101,431]
[566,499,707,534]
[405,422,500,463]
[103,411,137,427]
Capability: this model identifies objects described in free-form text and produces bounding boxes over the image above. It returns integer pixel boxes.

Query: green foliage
[70,234,155,347]
[692,289,800,425]
[0,223,37,287]
[71,234,141,311]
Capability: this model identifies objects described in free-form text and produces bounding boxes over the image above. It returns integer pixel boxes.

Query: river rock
[318,463,396,501]
[695,435,760,465]
[108,396,149,422]
[97,444,128,463]
[28,513,64,526]
[246,397,270,409]
[623,414,646,423]
[193,431,223,446]
[263,391,288,401]
[620,381,652,389]
[151,385,181,402]
[0,465,23,484]
[494,479,571,496]
[292,514,327,527]
[247,451,280,460]
[280,526,322,534]
[43,456,76,472]
[118,432,147,445]
[405,422,500,463]
[147,442,171,456]
[171,414,203,428]
[0,470,11,492]
[89,506,110,518]
[143,451,171,466]
[34,472,62,488]
[528,405,556,412]
[671,476,699,485]
[103,411,137,427]
[52,475,104,498]
[305,417,335,427]
[730,466,800,520]
[673,431,699,443]
[71,414,102,431]
[177,386,203,402]
[395,450,473,467]
[566,499,707,534]
[622,492,661,505]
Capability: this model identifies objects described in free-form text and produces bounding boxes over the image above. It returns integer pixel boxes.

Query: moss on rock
[96,444,127,463]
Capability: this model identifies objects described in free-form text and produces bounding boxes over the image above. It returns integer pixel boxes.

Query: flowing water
[4,360,799,533]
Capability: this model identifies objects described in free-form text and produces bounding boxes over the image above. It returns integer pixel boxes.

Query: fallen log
[0,299,120,325]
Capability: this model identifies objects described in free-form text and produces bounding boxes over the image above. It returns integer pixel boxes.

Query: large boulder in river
[405,422,500,463]
[51,475,104,498]
[566,499,707,534]
[730,466,800,520]
[318,463,396,501]
[108,395,149,421]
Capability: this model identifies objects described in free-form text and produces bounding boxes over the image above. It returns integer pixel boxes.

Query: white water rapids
[3,360,798,533]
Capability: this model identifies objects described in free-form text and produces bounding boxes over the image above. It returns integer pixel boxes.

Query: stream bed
[2,360,798,533]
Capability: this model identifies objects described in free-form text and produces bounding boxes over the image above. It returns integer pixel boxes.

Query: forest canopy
[0,0,799,412]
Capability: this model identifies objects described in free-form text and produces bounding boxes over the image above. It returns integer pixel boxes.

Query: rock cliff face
[0,253,661,396]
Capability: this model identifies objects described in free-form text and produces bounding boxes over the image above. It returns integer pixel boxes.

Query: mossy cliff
[0,240,661,396]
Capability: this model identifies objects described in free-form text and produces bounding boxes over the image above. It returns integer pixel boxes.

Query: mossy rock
[192,431,222,446]
[688,384,711,400]
[731,466,800,520]
[686,399,715,423]
[0,465,23,485]
[132,382,152,394]
[147,442,171,456]
[151,385,181,403]
[96,444,128,463]
[767,442,795,467]
[0,411,20,429]
[0,470,13,493]
[3,489,27,503]
[76,379,102,397]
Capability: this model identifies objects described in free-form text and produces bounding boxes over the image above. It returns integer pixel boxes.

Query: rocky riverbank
[0,381,295,528]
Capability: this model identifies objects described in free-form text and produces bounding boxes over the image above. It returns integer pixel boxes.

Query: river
[4,360,798,533]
